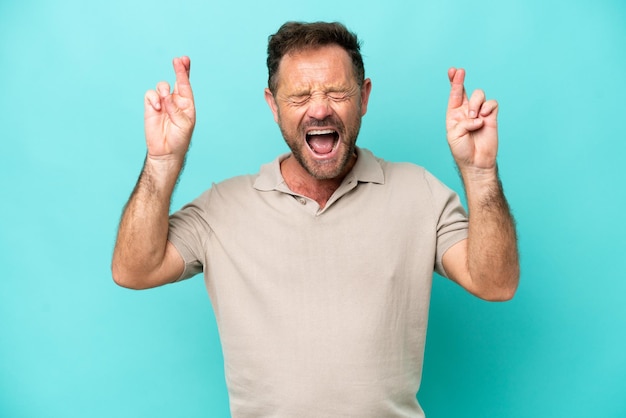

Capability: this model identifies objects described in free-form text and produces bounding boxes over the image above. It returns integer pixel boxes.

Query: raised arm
[112,56,196,289]
[441,68,519,301]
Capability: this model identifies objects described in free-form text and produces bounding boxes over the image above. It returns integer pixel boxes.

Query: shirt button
[298,198,306,205]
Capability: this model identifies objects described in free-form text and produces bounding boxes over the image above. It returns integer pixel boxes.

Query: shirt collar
[253,147,385,192]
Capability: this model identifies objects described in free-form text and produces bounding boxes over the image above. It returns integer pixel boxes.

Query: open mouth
[306,129,339,156]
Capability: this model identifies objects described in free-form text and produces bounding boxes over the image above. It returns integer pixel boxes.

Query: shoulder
[214,173,258,191]
[198,173,260,209]
[362,149,460,202]
[366,151,431,187]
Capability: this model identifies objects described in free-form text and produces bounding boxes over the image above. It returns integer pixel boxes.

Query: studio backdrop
[1,0,625,417]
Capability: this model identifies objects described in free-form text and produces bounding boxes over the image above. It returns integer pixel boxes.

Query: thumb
[162,95,192,127]
[448,117,484,140]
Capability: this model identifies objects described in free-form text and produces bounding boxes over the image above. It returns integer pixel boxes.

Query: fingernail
[469,110,477,118]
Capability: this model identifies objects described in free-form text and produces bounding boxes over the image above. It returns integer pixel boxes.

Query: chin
[303,152,354,181]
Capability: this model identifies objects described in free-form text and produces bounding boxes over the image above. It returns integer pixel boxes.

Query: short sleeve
[167,189,213,281]
[423,171,469,277]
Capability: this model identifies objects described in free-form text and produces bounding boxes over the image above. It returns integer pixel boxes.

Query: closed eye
[283,89,355,105]
[286,95,310,106]
[328,93,349,101]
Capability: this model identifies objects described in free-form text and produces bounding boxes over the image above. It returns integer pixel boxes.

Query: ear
[264,88,280,123]
[359,78,372,116]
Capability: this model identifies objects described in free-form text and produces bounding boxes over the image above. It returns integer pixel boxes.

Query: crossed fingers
[145,57,193,112]
[448,67,498,122]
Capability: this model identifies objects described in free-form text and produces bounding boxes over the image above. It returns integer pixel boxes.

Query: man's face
[265,45,372,181]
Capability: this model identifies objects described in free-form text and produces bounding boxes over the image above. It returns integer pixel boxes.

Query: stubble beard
[278,113,363,181]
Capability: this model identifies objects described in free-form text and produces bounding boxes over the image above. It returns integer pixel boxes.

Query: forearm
[462,166,519,300]
[112,157,183,288]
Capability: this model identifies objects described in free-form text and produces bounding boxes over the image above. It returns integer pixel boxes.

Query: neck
[280,154,356,209]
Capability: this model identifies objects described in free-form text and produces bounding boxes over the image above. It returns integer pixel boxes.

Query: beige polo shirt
[168,147,468,418]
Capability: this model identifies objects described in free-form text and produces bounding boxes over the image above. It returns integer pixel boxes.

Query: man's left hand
[446,68,499,177]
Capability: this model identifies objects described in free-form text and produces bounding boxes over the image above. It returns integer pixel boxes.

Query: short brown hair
[267,21,365,93]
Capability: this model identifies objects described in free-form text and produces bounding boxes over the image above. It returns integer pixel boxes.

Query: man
[112,21,519,418]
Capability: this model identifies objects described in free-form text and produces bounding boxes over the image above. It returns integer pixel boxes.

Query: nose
[306,94,333,120]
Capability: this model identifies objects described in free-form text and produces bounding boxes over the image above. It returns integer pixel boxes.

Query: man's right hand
[144,56,196,162]
[111,57,194,289]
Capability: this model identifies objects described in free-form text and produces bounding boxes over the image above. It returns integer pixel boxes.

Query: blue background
[1,0,625,416]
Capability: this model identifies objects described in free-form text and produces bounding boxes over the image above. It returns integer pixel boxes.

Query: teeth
[308,129,335,136]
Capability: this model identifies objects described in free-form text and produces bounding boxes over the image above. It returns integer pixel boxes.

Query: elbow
[477,277,519,302]
[111,263,148,290]
[110,259,175,290]
[480,286,517,302]
[473,268,520,302]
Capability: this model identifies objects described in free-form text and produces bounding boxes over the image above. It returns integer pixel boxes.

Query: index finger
[173,56,193,98]
[447,67,467,110]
